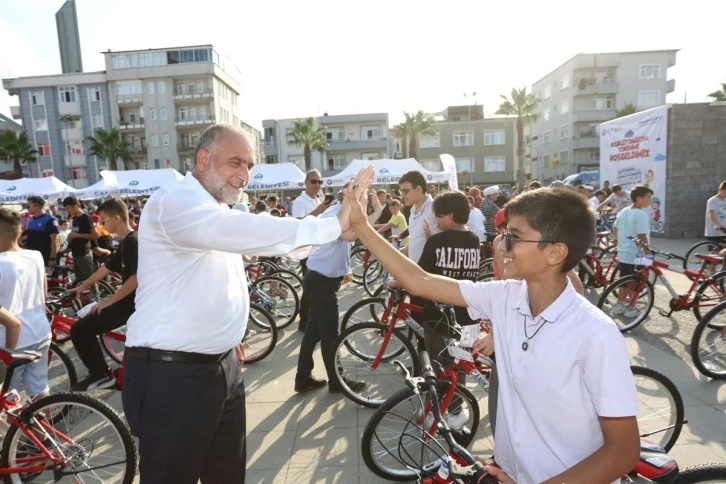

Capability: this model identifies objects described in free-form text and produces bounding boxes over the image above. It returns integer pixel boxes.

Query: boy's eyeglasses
[502,231,555,252]
[98,218,110,226]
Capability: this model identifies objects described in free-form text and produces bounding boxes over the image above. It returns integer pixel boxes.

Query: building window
[147,82,155,95]
[328,154,347,170]
[178,107,187,121]
[189,107,197,120]
[590,97,613,110]
[361,152,381,160]
[154,159,161,169]
[60,119,81,129]
[639,64,662,80]
[160,106,167,120]
[638,90,661,108]
[58,86,77,103]
[197,80,205,94]
[419,159,441,172]
[117,81,142,96]
[157,81,165,94]
[287,155,305,170]
[543,130,552,143]
[361,126,380,140]
[484,130,505,145]
[37,143,51,156]
[419,134,440,148]
[33,118,48,131]
[589,150,600,161]
[559,100,569,114]
[453,130,474,147]
[69,166,86,180]
[326,128,344,141]
[265,154,277,164]
[31,91,45,106]
[560,75,570,90]
[560,125,570,139]
[455,158,474,173]
[162,133,170,146]
[543,154,551,168]
[543,109,551,121]
[152,134,159,147]
[484,156,505,172]
[199,107,207,120]
[543,86,552,99]
[42,169,54,177]
[65,141,83,155]
[560,150,569,165]
[87,87,101,101]
[150,108,156,121]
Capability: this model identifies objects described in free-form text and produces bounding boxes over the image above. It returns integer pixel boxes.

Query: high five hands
[337,165,375,232]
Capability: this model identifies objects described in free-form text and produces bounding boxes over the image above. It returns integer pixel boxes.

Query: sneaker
[72,374,116,392]
[624,306,641,318]
[611,302,626,315]
[294,376,327,393]
[329,376,366,393]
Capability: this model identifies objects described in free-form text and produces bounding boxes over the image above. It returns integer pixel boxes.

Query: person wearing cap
[549,180,565,189]
[479,186,500,242]
[579,184,594,199]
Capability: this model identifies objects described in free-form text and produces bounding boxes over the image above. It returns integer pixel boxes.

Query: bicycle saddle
[695,253,724,265]
[0,347,42,367]
[633,440,678,483]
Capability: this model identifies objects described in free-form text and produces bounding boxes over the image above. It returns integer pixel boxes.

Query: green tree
[287,117,328,171]
[708,82,726,101]
[86,127,132,171]
[0,129,38,176]
[615,103,638,118]
[392,110,437,159]
[495,88,540,191]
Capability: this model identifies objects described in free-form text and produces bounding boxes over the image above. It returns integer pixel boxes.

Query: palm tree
[615,103,638,118]
[287,117,327,171]
[708,82,726,101]
[86,127,132,171]
[0,129,38,176]
[496,88,540,191]
[391,110,437,159]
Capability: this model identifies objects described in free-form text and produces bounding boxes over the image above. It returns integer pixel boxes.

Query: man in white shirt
[597,184,630,215]
[291,169,330,331]
[705,180,726,242]
[398,170,439,264]
[121,124,374,484]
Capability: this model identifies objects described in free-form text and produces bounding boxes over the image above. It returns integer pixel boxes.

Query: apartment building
[530,49,678,183]
[262,112,390,176]
[240,120,263,166]
[3,71,112,187]
[415,105,517,189]
[103,45,242,173]
[0,113,24,177]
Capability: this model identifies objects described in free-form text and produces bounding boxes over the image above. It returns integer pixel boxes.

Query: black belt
[125,346,231,364]
[308,270,344,282]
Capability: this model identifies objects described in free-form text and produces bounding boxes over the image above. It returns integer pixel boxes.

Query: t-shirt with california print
[417,229,481,326]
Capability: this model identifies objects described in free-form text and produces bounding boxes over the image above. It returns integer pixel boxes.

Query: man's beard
[201,165,245,205]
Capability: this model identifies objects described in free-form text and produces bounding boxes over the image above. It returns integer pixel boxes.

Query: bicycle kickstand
[658,308,673,318]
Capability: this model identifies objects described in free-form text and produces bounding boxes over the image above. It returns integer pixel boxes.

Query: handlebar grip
[470,462,497,484]
[419,351,434,377]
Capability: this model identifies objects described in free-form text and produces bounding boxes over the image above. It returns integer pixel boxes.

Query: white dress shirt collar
[512,278,577,322]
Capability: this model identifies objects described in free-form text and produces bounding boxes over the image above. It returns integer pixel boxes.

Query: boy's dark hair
[630,185,653,203]
[27,196,45,207]
[255,201,267,212]
[270,208,281,217]
[611,184,622,193]
[432,191,470,224]
[398,171,426,191]
[594,190,605,198]
[528,181,542,190]
[504,188,595,273]
[495,195,508,208]
[97,198,130,223]
[0,208,21,241]
[62,196,81,208]
[59,219,69,226]
[376,189,386,196]
[719,181,726,191]
[389,199,401,207]
[267,196,277,203]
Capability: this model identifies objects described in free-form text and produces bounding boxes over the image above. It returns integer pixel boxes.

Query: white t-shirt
[606,191,630,214]
[292,192,320,218]
[705,195,726,237]
[589,196,602,220]
[466,208,486,242]
[0,250,51,348]
[408,196,440,264]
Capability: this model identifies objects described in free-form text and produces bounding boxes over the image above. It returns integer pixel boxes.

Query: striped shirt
[480,198,499,236]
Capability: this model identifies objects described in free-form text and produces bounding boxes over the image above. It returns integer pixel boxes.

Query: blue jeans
[295,270,342,387]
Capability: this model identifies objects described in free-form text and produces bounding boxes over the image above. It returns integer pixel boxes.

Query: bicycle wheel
[270,268,303,295]
[692,270,726,322]
[340,297,414,340]
[690,301,726,379]
[684,241,724,274]
[363,261,385,297]
[47,342,78,395]
[631,366,683,452]
[351,246,371,285]
[0,392,137,484]
[361,382,480,481]
[332,322,419,408]
[257,259,280,277]
[252,276,300,330]
[674,464,726,483]
[244,304,278,363]
[101,327,127,365]
[598,275,655,332]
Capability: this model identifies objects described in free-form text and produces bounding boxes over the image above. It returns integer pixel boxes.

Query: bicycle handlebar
[626,236,676,259]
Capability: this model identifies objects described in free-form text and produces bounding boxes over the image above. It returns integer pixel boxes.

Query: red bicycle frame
[369,291,424,370]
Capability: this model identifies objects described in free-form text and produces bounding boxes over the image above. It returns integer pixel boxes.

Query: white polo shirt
[408,195,440,263]
[292,192,319,218]
[458,278,638,484]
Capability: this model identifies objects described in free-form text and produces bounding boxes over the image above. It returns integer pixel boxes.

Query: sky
[1,0,724,131]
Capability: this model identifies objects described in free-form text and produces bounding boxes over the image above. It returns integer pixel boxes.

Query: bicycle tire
[690,300,726,379]
[693,270,726,322]
[684,240,722,272]
[252,275,300,330]
[244,304,278,364]
[340,297,414,341]
[631,366,683,452]
[363,261,385,297]
[361,382,480,481]
[598,275,655,332]
[47,342,78,395]
[350,246,370,285]
[0,392,137,484]
[269,268,303,294]
[100,328,126,365]
[673,464,726,483]
[332,322,419,408]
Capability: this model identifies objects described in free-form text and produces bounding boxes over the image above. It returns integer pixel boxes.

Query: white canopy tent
[323,158,449,188]
[73,168,184,200]
[245,162,306,192]
[0,177,77,204]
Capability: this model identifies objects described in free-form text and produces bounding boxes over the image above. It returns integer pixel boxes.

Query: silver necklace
[522,315,548,351]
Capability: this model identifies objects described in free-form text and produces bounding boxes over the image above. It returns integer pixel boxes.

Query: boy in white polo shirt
[346,187,639,484]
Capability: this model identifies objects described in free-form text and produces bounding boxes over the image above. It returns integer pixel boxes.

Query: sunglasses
[502,231,555,252]
[308,179,324,185]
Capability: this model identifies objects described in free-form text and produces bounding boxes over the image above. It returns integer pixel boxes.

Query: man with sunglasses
[292,170,331,331]
[62,196,99,284]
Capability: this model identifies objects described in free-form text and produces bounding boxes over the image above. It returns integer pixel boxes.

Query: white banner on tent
[74,168,184,199]
[439,154,458,192]
[244,162,306,192]
[323,159,449,188]
[0,177,77,204]
[599,105,668,233]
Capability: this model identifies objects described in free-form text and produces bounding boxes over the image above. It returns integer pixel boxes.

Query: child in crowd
[376,199,408,246]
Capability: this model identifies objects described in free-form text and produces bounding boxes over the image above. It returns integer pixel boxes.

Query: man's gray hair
[305,169,321,181]
[194,124,256,166]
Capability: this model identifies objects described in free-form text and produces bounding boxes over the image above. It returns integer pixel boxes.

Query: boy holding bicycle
[346,186,640,484]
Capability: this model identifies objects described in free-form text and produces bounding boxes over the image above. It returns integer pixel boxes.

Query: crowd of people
[0,120,725,483]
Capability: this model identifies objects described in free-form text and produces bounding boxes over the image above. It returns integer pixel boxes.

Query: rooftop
[102,44,214,55]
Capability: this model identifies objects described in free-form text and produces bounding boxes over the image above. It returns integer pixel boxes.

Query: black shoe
[294,376,327,393]
[329,376,366,393]
[72,374,116,392]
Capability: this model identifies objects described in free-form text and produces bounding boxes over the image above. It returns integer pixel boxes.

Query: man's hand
[423,219,432,239]
[484,465,515,483]
[471,333,494,357]
[48,259,56,270]
[338,165,375,232]
[90,299,112,315]
[235,342,247,366]
[311,203,329,217]
[66,232,77,241]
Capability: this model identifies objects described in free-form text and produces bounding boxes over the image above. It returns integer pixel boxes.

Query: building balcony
[128,147,148,157]
[175,116,215,128]
[58,102,81,116]
[61,128,84,141]
[574,80,619,96]
[326,137,389,151]
[264,138,277,147]
[667,79,676,93]
[572,110,615,123]
[173,90,214,102]
[574,54,620,69]
[64,154,86,166]
[572,136,600,150]
[117,95,143,106]
[10,106,21,120]
[119,119,145,131]
[177,143,196,154]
